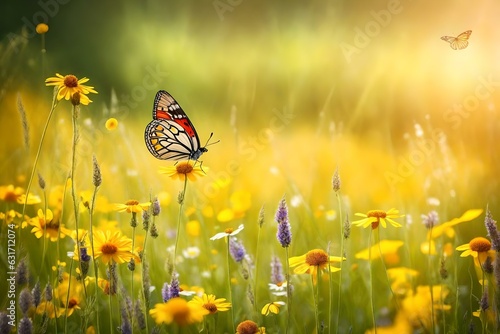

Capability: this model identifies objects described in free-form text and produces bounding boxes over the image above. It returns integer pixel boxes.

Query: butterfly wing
[145,90,203,160]
[441,30,471,50]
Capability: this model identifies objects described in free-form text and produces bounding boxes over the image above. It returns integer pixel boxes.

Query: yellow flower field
[1,1,500,333]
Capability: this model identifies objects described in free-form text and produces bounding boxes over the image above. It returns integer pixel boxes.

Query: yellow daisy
[352,208,404,229]
[456,237,495,265]
[92,230,134,264]
[159,161,206,182]
[236,320,266,334]
[114,199,151,213]
[149,297,208,326]
[45,73,98,105]
[289,249,344,284]
[0,184,40,205]
[29,209,70,242]
[188,293,231,314]
[261,301,285,316]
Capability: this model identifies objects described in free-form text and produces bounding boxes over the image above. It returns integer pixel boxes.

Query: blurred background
[1,0,499,233]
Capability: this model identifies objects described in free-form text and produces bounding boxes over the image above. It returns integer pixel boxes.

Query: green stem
[226,239,235,333]
[174,176,188,266]
[89,185,100,334]
[335,191,344,333]
[369,229,377,334]
[428,226,435,334]
[314,266,321,332]
[285,246,291,334]
[22,88,58,218]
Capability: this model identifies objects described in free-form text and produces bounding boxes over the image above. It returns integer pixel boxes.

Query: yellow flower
[188,294,231,314]
[114,199,151,213]
[159,161,206,182]
[150,297,208,326]
[352,208,404,229]
[289,249,344,284]
[386,267,419,296]
[261,301,285,316]
[236,320,266,334]
[36,23,49,34]
[355,240,404,261]
[456,237,495,266]
[57,274,84,317]
[105,118,118,131]
[402,285,451,330]
[0,184,40,204]
[45,73,98,105]
[92,230,134,264]
[186,220,201,237]
[29,209,70,242]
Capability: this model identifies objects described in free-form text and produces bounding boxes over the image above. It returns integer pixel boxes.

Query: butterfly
[441,30,472,50]
[144,90,213,162]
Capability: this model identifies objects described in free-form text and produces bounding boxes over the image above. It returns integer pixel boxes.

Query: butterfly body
[145,90,209,161]
[441,30,472,50]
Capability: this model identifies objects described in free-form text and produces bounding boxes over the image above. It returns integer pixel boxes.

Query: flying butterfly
[441,30,472,50]
[144,90,214,162]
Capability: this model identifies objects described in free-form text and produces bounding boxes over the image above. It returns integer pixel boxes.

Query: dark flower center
[469,237,492,253]
[101,243,118,255]
[64,75,79,88]
[305,249,328,267]
[176,163,193,174]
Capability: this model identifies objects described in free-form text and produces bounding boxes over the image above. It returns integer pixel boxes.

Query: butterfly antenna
[204,132,220,147]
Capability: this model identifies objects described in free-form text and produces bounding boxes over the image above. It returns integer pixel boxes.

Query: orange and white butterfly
[144,90,215,162]
[441,30,472,50]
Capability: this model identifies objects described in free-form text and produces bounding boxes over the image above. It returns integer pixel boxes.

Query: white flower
[210,224,244,240]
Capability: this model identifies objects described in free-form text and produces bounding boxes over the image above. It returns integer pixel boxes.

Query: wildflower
[36,23,49,34]
[29,208,70,241]
[135,299,147,330]
[421,210,439,229]
[32,282,41,307]
[162,282,171,302]
[355,240,404,261]
[236,320,265,334]
[210,224,244,240]
[115,200,151,213]
[352,208,404,229]
[53,273,84,317]
[0,312,13,334]
[429,209,483,240]
[402,285,451,330]
[189,293,231,314]
[484,208,500,251]
[270,256,285,285]
[18,317,32,334]
[186,220,201,237]
[105,117,118,131]
[38,173,46,190]
[152,197,161,216]
[229,237,247,263]
[332,166,341,192]
[261,301,286,316]
[289,249,344,284]
[45,73,98,105]
[92,230,135,264]
[275,197,292,247]
[149,297,208,326]
[258,205,265,227]
[159,161,206,182]
[169,273,180,299]
[120,305,132,334]
[0,184,40,205]
[19,288,33,315]
[92,155,102,187]
[386,267,419,296]
[182,246,201,259]
[268,281,288,296]
[16,258,29,286]
[456,237,495,265]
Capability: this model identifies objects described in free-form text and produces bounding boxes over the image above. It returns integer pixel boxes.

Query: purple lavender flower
[270,256,284,284]
[275,197,292,247]
[168,273,180,299]
[229,237,247,263]
[161,282,170,302]
[485,208,500,251]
